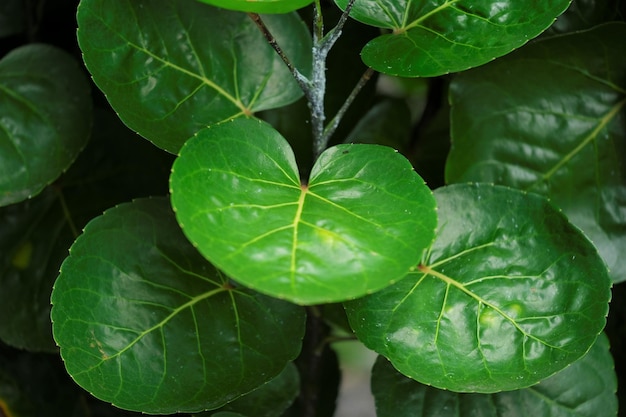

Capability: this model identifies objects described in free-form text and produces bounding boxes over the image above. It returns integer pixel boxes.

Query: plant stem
[249,0,373,161]
[322,66,375,145]
[247,13,311,93]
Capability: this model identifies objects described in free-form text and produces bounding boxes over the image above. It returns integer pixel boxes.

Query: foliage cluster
[1,0,625,416]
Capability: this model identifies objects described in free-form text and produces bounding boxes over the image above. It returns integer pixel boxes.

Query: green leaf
[546,0,623,35]
[0,43,92,206]
[76,0,311,154]
[345,183,611,393]
[194,0,313,14]
[344,98,412,150]
[51,198,305,414]
[372,332,617,417]
[334,0,571,77]
[0,190,68,352]
[170,118,437,305]
[195,362,299,417]
[446,22,626,283]
[0,106,173,353]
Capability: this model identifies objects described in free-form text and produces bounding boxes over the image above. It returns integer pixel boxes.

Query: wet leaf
[77,0,311,153]
[372,333,617,417]
[170,118,437,305]
[345,183,611,393]
[447,23,626,283]
[0,44,92,206]
[51,198,305,414]
[334,0,571,77]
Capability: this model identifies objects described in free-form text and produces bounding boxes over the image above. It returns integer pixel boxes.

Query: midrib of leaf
[127,41,248,113]
[84,286,229,368]
[528,97,626,191]
[418,264,564,350]
[289,187,307,291]
[402,0,460,32]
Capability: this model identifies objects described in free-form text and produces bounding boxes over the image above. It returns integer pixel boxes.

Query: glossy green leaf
[195,362,299,417]
[345,183,611,393]
[77,0,312,153]
[51,198,305,414]
[372,332,617,417]
[446,23,626,283]
[546,0,623,35]
[334,0,571,77]
[0,106,173,353]
[170,118,437,305]
[344,98,412,150]
[194,0,313,13]
[0,43,92,206]
[0,190,68,352]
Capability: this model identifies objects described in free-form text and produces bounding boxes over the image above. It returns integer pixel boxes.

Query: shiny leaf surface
[345,183,611,393]
[0,106,173,353]
[446,23,626,283]
[334,0,571,77]
[372,333,617,417]
[0,43,92,206]
[195,362,299,417]
[170,118,437,305]
[51,198,305,414]
[77,0,311,153]
[195,0,313,13]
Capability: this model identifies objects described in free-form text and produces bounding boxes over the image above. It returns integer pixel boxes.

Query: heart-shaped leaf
[51,198,305,414]
[345,183,611,393]
[372,332,617,417]
[334,0,571,77]
[194,0,313,13]
[446,22,626,283]
[77,0,312,153]
[0,43,92,206]
[170,118,437,305]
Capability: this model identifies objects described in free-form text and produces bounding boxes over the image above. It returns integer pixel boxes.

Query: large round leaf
[194,0,313,13]
[334,0,571,77]
[77,0,312,153]
[446,23,626,283]
[372,332,617,417]
[51,198,305,414]
[345,183,611,393]
[0,43,92,206]
[170,118,437,305]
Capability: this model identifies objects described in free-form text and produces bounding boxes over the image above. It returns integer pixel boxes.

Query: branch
[322,66,375,145]
[247,13,311,93]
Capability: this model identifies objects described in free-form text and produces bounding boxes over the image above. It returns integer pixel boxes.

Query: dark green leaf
[0,190,69,352]
[0,106,173,353]
[546,0,623,34]
[372,332,617,417]
[170,118,437,305]
[0,43,92,206]
[344,98,412,150]
[194,0,313,13]
[195,362,299,417]
[334,0,571,77]
[77,0,311,153]
[51,198,305,414]
[446,22,626,283]
[345,183,611,393]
